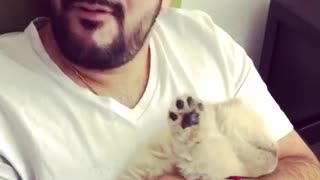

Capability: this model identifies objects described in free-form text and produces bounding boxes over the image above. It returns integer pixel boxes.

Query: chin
[92,22,119,47]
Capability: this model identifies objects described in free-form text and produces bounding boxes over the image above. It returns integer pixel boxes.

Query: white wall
[181,0,270,67]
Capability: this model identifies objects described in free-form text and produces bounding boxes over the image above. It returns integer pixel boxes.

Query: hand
[158,174,185,180]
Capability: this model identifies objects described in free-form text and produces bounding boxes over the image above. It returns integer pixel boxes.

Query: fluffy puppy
[119,96,278,180]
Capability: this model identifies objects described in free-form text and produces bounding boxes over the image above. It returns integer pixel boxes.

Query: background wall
[181,0,271,67]
[170,0,182,8]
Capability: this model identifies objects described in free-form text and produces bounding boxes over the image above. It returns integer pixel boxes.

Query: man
[0,0,318,179]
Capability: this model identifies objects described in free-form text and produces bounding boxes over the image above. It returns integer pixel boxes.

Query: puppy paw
[168,96,204,155]
[169,96,204,127]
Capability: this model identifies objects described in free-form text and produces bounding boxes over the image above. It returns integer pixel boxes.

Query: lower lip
[73,7,113,21]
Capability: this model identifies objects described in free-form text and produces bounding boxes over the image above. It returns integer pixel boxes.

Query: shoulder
[0,31,32,69]
[154,8,229,44]
[0,32,30,74]
[0,29,50,91]
[154,8,251,71]
[0,31,26,55]
[152,8,254,98]
[156,8,216,31]
[0,25,46,73]
[155,8,238,46]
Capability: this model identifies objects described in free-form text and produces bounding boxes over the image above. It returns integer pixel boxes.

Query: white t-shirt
[0,8,293,180]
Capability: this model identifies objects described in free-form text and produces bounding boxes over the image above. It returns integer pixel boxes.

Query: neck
[39,23,150,107]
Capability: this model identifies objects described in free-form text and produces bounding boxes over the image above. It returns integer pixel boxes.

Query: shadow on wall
[0,0,48,34]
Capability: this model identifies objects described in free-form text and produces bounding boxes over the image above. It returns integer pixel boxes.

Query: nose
[181,111,199,129]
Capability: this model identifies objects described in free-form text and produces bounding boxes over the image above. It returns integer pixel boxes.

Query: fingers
[158,174,185,180]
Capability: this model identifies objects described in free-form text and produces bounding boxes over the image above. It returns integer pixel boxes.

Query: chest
[0,61,232,180]
[2,89,173,180]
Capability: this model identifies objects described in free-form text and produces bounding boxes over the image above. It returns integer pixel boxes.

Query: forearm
[256,156,320,180]
[159,157,320,180]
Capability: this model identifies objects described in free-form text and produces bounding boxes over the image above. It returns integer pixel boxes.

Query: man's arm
[255,130,320,180]
[159,130,320,180]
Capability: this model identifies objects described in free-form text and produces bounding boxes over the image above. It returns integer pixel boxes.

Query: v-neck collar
[25,18,160,124]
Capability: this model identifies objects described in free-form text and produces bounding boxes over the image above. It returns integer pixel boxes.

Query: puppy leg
[213,98,278,177]
[168,96,212,180]
[119,130,176,180]
[170,97,278,179]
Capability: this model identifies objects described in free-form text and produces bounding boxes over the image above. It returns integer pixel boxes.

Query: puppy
[118,96,278,180]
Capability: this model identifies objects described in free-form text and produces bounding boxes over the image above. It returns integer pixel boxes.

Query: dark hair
[34,0,50,17]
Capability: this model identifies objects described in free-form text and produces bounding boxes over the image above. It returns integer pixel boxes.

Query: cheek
[124,1,157,31]
[126,0,134,10]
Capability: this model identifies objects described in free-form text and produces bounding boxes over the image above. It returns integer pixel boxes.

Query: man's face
[49,0,163,70]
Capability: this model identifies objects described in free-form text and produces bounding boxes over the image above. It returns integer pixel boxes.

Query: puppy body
[119,97,278,180]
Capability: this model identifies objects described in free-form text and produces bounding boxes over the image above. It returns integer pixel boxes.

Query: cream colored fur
[118,96,278,180]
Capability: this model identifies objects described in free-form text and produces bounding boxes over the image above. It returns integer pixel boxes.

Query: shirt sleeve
[0,156,19,180]
[190,9,294,141]
[0,111,20,180]
[232,48,294,142]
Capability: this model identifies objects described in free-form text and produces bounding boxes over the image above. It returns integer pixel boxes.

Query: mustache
[64,0,124,20]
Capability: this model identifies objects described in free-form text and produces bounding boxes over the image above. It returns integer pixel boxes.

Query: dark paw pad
[169,96,204,129]
[176,100,184,110]
[187,96,195,107]
[197,103,204,111]
[181,111,200,129]
[169,112,178,121]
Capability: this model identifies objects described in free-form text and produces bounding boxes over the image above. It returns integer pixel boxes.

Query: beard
[49,0,162,70]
